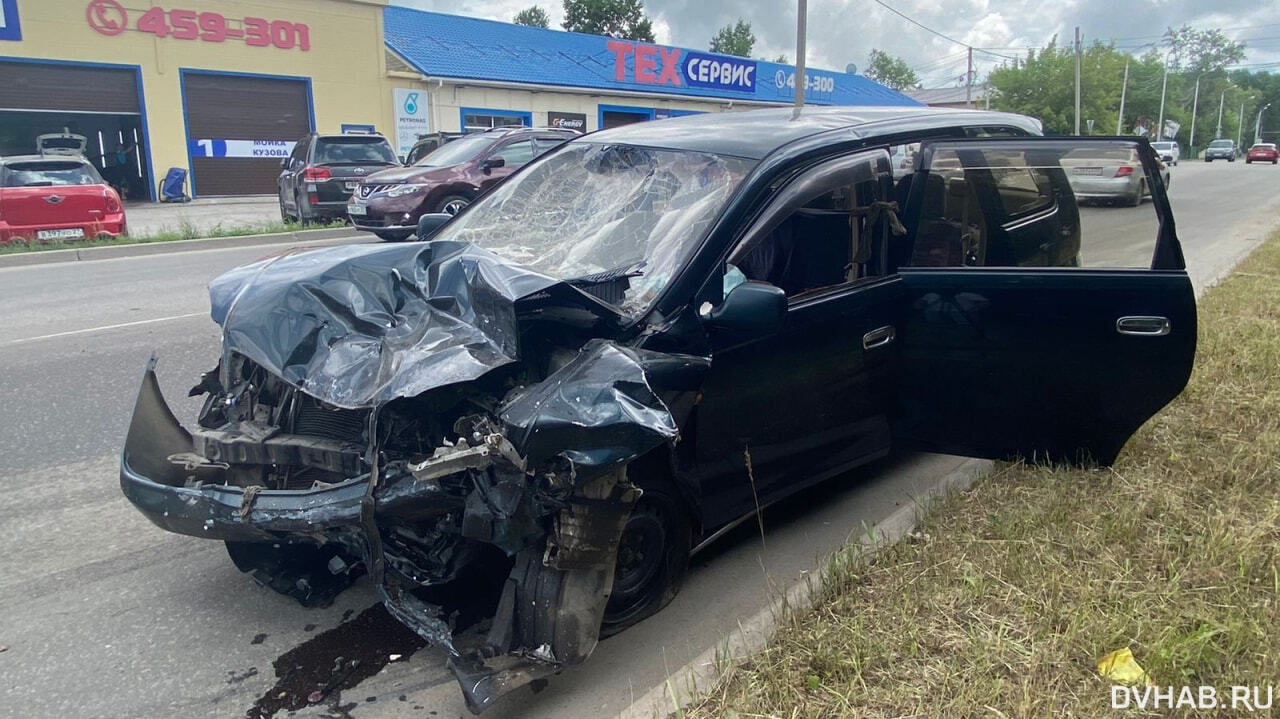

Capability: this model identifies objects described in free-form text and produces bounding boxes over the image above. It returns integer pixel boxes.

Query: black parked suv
[278,133,400,223]
[122,107,1194,712]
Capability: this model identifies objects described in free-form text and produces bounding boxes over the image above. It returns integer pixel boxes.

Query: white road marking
[0,312,207,347]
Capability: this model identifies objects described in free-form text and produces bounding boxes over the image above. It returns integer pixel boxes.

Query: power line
[870,0,1017,61]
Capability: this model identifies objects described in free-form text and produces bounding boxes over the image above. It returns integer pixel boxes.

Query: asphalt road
[1,160,1276,719]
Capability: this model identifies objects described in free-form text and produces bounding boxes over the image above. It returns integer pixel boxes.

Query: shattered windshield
[431,143,756,317]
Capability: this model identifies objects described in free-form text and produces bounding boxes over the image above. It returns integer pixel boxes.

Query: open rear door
[893,137,1195,465]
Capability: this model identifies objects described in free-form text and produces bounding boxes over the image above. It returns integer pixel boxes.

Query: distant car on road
[0,154,126,244]
[349,126,577,241]
[278,133,400,224]
[1062,146,1170,206]
[1245,143,1278,164]
[1203,139,1236,162]
[1151,140,1179,165]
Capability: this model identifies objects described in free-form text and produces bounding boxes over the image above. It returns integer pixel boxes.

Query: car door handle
[863,325,896,349]
[1116,316,1171,336]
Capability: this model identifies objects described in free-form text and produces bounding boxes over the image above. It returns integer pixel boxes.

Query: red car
[0,155,126,244]
[1246,143,1278,164]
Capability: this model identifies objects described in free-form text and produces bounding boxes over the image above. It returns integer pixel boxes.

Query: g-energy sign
[606,40,756,93]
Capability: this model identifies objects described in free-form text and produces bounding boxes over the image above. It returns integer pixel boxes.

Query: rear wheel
[600,481,691,637]
[1127,181,1144,207]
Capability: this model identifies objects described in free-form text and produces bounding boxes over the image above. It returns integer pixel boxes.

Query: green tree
[865,49,919,90]
[562,0,654,42]
[513,6,551,28]
[1164,26,1246,73]
[709,19,754,57]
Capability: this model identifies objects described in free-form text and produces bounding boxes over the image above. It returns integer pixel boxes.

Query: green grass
[684,234,1280,718]
[0,217,349,255]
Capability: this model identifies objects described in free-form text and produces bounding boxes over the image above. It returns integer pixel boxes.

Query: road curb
[618,456,993,719]
[0,227,361,269]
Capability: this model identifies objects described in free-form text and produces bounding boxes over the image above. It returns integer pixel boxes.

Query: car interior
[731,156,889,298]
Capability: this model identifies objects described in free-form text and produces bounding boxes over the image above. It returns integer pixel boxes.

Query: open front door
[893,137,1195,465]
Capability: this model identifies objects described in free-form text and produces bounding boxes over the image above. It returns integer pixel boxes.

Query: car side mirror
[699,281,787,336]
[280,158,289,169]
[416,212,453,240]
[481,156,506,174]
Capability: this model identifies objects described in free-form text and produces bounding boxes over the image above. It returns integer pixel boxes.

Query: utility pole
[1073,26,1081,135]
[1238,102,1245,150]
[1255,103,1271,144]
[1216,91,1225,138]
[1116,60,1129,135]
[966,46,973,108]
[1156,56,1169,140]
[1189,75,1200,157]
[794,0,806,114]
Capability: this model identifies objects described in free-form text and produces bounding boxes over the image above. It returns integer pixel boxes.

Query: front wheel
[600,482,691,637]
[435,194,471,216]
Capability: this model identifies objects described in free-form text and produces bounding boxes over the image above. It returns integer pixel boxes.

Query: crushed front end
[119,239,707,712]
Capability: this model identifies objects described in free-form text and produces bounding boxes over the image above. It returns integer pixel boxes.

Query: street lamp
[1255,103,1272,145]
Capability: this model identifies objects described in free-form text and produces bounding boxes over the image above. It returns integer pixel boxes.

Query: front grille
[357,184,397,199]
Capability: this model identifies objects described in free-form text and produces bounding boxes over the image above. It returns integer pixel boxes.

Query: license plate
[1073,167,1103,176]
[347,202,367,216]
[345,181,359,190]
[37,228,85,240]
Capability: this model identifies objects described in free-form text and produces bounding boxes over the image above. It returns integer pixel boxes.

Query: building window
[460,107,532,133]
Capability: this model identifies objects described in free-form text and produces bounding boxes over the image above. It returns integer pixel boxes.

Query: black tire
[600,481,691,637]
[295,193,314,225]
[1246,159,1252,164]
[374,231,412,242]
[435,194,471,216]
[279,197,297,224]
[1204,157,1211,163]
[1127,181,1143,207]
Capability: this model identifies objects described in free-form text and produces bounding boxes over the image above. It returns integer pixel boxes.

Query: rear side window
[905,139,1165,269]
[3,161,102,187]
[313,137,397,165]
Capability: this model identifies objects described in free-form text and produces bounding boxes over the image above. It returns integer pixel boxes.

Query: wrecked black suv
[121,107,1195,712]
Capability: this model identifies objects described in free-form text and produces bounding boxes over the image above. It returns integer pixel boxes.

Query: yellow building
[1,0,911,201]
[1,0,395,199]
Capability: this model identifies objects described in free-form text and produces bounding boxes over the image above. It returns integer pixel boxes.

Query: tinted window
[3,161,101,187]
[414,134,493,167]
[909,140,1161,269]
[313,137,397,165]
[492,140,535,166]
[730,151,890,298]
[1209,140,1233,148]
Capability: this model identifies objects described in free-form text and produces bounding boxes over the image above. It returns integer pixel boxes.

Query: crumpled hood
[208,241,620,409]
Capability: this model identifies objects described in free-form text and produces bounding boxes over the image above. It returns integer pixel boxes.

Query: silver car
[1062,147,1170,206]
[1204,139,1236,162]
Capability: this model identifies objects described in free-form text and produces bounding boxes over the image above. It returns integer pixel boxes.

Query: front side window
[414,134,494,167]
[728,150,892,299]
[491,140,535,166]
[431,143,756,317]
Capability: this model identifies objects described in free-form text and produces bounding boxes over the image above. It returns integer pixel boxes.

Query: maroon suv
[349,127,578,241]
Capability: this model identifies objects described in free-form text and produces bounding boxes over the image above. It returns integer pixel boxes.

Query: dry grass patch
[685,237,1280,718]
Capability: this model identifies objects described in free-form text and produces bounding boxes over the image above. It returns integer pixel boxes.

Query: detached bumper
[119,359,447,542]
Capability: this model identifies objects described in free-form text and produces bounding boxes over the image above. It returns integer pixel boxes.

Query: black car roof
[582,105,1042,159]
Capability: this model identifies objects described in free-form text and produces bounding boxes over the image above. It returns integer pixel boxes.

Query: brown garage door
[0,61,140,114]
[182,73,310,196]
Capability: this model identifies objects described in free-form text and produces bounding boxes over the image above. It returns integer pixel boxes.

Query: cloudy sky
[392,0,1280,87]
